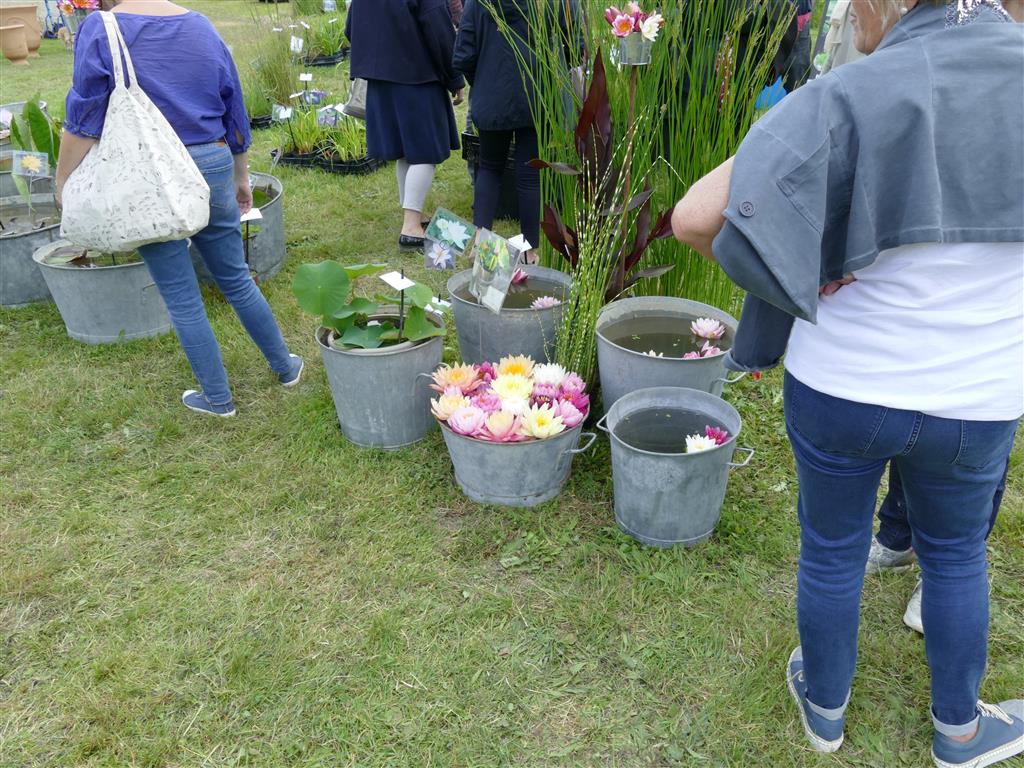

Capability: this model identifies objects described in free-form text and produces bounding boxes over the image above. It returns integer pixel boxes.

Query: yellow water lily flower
[20,155,43,174]
[490,373,534,405]
[431,392,469,421]
[517,403,566,440]
[431,363,482,394]
[496,354,535,378]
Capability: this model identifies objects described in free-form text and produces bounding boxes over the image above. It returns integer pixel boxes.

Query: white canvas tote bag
[60,11,210,251]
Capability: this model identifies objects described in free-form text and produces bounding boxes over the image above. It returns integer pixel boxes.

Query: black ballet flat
[399,234,426,251]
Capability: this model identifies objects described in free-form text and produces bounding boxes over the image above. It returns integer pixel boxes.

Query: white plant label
[299,20,311,29]
[272,104,293,121]
[299,73,313,82]
[379,272,416,292]
[289,35,304,53]
[0,109,13,126]
[323,0,337,10]
[271,26,283,32]
[508,234,532,252]
[240,207,264,223]
[289,91,305,100]
[328,17,339,23]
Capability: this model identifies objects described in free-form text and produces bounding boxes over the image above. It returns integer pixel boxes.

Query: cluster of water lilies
[604,3,664,41]
[642,317,727,359]
[685,425,730,453]
[431,356,589,442]
[58,0,98,11]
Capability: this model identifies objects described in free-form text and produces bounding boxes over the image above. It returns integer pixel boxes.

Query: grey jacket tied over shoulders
[713,3,1024,372]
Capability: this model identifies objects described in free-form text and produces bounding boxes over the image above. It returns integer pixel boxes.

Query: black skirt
[365,79,460,165]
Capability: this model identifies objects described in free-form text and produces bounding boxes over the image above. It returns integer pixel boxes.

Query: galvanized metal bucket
[1,190,59,307]
[33,240,171,344]
[447,265,570,365]
[440,422,596,507]
[316,319,442,450]
[190,172,286,283]
[596,296,743,411]
[598,386,754,548]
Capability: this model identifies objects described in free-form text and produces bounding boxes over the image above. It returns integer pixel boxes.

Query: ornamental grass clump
[431,357,589,442]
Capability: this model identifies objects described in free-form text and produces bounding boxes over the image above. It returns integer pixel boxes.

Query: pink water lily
[691,317,726,340]
[705,425,729,445]
[448,405,487,437]
[471,391,503,413]
[511,268,528,285]
[531,295,561,309]
[562,391,590,414]
[482,410,521,442]
[611,13,635,36]
[682,351,701,360]
[555,399,585,428]
[560,373,585,398]
[700,340,723,358]
[477,361,496,383]
[532,382,560,404]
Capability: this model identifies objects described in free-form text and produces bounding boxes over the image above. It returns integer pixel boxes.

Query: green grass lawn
[1,3,1022,766]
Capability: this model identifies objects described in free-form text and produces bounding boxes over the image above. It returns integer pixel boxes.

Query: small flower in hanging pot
[605,3,662,65]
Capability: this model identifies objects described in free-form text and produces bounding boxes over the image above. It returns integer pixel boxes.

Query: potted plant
[1,97,60,308]
[448,265,571,365]
[190,171,287,283]
[302,15,348,67]
[430,356,596,507]
[292,261,446,449]
[244,78,274,130]
[32,240,171,344]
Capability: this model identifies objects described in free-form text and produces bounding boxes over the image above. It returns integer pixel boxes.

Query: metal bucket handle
[715,372,747,386]
[415,369,442,396]
[727,446,755,469]
[595,413,609,433]
[563,430,597,456]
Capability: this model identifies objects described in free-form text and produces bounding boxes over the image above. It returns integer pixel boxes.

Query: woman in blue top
[346,0,465,251]
[672,0,1022,765]
[55,0,302,418]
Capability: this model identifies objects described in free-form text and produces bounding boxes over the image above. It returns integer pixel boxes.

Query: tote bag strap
[98,11,138,90]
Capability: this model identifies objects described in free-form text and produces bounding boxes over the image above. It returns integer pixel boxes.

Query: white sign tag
[11,150,50,178]
[272,104,293,121]
[271,26,283,32]
[299,20,311,29]
[240,207,264,223]
[328,16,339,23]
[379,271,416,292]
[508,234,533,252]
[323,0,337,10]
[289,91,305,100]
[0,109,13,126]
[299,72,313,82]
[289,35,304,53]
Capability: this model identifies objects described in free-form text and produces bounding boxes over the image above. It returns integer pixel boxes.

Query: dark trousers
[876,455,1009,552]
[474,126,540,250]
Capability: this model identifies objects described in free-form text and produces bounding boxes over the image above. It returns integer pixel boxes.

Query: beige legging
[396,159,435,213]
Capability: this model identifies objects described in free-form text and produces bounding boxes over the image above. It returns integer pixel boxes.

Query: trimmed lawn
[1,3,1021,766]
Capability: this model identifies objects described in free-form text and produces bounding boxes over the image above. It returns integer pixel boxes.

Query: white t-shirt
[784,242,1024,421]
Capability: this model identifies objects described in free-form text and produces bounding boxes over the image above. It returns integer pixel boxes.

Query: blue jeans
[139,143,292,405]
[876,459,1008,552]
[783,372,1018,726]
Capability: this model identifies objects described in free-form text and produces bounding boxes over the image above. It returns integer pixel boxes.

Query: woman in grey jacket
[671,1,1023,766]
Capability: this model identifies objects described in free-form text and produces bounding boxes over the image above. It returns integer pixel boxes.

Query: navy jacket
[346,0,464,93]
[452,0,579,131]
[713,4,1024,370]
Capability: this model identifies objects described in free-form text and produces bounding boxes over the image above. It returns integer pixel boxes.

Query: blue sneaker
[278,354,304,387]
[182,390,236,418]
[786,646,846,753]
[932,701,1024,768]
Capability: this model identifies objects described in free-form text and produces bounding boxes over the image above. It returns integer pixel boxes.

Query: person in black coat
[453,0,578,261]
[346,0,465,250]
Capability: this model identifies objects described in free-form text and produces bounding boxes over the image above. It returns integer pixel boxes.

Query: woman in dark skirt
[346,0,465,250]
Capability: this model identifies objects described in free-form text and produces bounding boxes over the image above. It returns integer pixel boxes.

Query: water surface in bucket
[603,315,733,357]
[454,277,567,309]
[614,407,728,454]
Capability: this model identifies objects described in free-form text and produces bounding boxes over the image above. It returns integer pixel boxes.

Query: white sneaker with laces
[903,579,924,635]
[865,537,916,574]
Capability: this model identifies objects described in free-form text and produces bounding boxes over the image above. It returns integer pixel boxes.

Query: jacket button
[739,201,755,217]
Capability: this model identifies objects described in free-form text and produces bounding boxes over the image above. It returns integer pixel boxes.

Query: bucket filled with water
[598,386,753,547]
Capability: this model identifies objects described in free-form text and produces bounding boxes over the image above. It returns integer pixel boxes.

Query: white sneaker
[903,579,923,635]
[865,537,916,574]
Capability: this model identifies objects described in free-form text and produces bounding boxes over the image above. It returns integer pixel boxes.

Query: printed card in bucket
[424,208,476,270]
[469,228,523,314]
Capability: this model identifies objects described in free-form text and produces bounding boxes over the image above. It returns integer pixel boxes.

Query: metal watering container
[598,386,754,548]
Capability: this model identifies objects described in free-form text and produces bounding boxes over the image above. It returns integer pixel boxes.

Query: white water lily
[533,363,568,388]
[438,219,471,249]
[685,433,718,453]
[643,350,664,358]
[690,316,725,340]
[640,12,663,42]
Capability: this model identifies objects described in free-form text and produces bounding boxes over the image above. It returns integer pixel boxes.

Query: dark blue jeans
[473,126,540,249]
[139,143,292,405]
[784,373,1018,726]
[876,460,1008,552]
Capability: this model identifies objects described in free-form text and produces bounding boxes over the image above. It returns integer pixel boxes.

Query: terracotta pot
[0,23,28,65]
[0,5,40,57]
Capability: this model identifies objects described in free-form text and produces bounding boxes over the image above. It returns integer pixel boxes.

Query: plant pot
[0,6,40,58]
[618,32,652,66]
[0,189,59,307]
[440,423,596,507]
[315,314,443,449]
[303,48,348,67]
[190,172,286,283]
[447,265,570,365]
[598,386,753,547]
[595,296,741,412]
[461,131,518,221]
[33,240,172,344]
[0,23,28,65]
[317,153,386,175]
[249,114,273,130]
